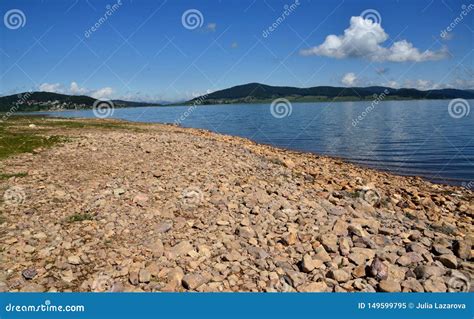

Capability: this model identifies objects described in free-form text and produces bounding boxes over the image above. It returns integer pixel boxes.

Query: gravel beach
[0,117,472,292]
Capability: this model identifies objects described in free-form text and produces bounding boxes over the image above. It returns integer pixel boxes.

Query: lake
[39,99,474,186]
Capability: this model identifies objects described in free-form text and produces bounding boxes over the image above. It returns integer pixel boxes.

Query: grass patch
[66,213,94,223]
[0,172,27,180]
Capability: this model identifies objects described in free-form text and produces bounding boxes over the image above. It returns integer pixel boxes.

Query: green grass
[66,213,94,223]
[0,172,27,180]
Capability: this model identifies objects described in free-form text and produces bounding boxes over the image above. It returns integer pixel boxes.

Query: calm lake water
[39,100,474,186]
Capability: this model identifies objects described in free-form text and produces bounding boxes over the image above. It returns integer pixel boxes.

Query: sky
[0,0,473,102]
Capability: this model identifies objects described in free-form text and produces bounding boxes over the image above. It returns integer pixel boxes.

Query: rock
[67,255,81,265]
[435,254,458,269]
[353,265,367,278]
[113,188,125,196]
[396,252,423,266]
[423,277,447,292]
[133,193,149,206]
[281,231,297,245]
[156,222,172,233]
[379,280,401,292]
[236,226,256,239]
[297,281,328,292]
[139,269,151,283]
[348,252,367,266]
[314,246,331,262]
[348,224,368,237]
[28,124,37,128]
[453,240,471,260]
[129,271,139,285]
[61,270,75,283]
[339,238,351,256]
[20,283,45,292]
[284,270,306,288]
[22,268,37,280]
[168,241,193,258]
[300,254,323,273]
[320,234,338,253]
[182,274,208,290]
[401,278,424,292]
[327,269,351,283]
[432,244,452,255]
[414,265,446,279]
[332,220,348,236]
[446,270,470,292]
[23,245,35,253]
[150,239,164,257]
[369,257,388,280]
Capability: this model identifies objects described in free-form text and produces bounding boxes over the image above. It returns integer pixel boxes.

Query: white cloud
[38,82,113,99]
[39,83,63,93]
[91,87,114,99]
[301,16,448,62]
[341,72,357,86]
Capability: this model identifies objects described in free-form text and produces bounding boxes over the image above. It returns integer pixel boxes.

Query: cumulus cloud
[39,83,62,93]
[38,82,114,99]
[301,16,448,62]
[341,72,357,86]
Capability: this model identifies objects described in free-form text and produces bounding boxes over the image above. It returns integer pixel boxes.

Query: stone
[301,254,323,273]
[435,254,458,269]
[453,240,471,260]
[379,280,401,292]
[297,281,328,292]
[414,265,446,279]
[401,278,424,292]
[182,274,208,290]
[150,239,164,257]
[339,238,351,256]
[369,257,388,280]
[129,271,139,285]
[113,188,125,196]
[423,277,447,292]
[22,268,37,280]
[156,222,172,233]
[352,265,367,278]
[314,246,331,262]
[20,283,45,292]
[67,255,81,265]
[281,231,297,245]
[348,224,368,237]
[348,252,367,266]
[139,269,151,283]
[23,245,35,253]
[327,269,351,283]
[236,226,256,239]
[133,193,149,206]
[332,220,348,236]
[320,234,338,253]
[168,241,193,258]
[396,252,423,266]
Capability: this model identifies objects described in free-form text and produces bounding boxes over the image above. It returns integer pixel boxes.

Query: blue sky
[0,0,473,102]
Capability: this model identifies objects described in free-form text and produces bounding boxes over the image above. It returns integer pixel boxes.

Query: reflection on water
[39,99,474,186]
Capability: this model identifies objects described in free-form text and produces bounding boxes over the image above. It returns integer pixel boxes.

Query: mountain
[0,91,159,112]
[188,83,474,105]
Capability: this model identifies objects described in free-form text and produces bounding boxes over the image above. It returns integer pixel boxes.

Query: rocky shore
[0,118,472,292]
